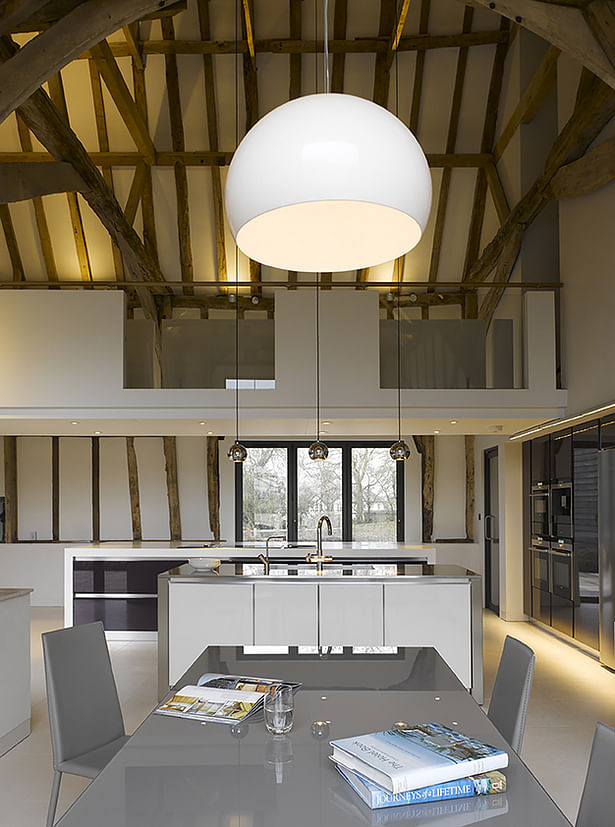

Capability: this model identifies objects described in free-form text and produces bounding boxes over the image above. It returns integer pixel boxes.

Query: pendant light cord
[324,0,330,93]
[395,0,402,444]
[234,0,240,444]
[316,273,320,441]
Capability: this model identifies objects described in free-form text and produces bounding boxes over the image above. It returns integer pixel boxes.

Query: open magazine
[155,673,301,725]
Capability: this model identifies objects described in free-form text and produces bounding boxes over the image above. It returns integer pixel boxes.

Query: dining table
[56,645,571,826]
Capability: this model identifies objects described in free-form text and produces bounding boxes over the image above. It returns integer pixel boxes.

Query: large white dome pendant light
[224,3,432,273]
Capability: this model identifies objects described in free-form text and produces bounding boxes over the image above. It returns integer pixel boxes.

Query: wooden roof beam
[494,45,560,161]
[289,0,302,99]
[0,0,175,125]
[242,0,256,66]
[15,116,58,282]
[100,30,509,58]
[409,0,430,134]
[467,71,615,290]
[387,0,413,67]
[331,0,348,93]
[549,135,615,198]
[428,6,474,287]
[0,203,24,281]
[0,0,55,37]
[463,17,511,282]
[89,38,156,164]
[0,161,84,202]
[373,0,398,107]
[0,41,167,335]
[197,0,227,289]
[241,0,261,296]
[88,58,124,282]
[161,16,194,296]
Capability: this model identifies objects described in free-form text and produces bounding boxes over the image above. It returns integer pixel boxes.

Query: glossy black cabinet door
[551,428,572,482]
[573,420,599,650]
[74,560,187,594]
[551,595,573,638]
[600,414,615,450]
[531,436,550,485]
[74,598,159,631]
[532,587,551,625]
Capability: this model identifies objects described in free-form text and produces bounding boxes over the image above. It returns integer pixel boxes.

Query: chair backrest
[487,635,535,753]
[42,621,125,768]
[575,722,615,827]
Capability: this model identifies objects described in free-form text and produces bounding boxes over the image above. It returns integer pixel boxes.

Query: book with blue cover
[330,723,508,794]
[335,764,507,809]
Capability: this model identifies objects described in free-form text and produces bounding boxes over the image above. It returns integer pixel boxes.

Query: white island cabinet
[159,563,483,702]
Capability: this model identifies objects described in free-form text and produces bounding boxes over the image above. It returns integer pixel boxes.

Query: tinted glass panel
[297,447,342,541]
[241,447,288,541]
[351,447,397,541]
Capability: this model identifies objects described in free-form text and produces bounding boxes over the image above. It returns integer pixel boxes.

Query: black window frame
[235,441,405,543]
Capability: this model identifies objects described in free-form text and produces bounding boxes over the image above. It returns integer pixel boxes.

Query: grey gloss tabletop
[57,647,570,827]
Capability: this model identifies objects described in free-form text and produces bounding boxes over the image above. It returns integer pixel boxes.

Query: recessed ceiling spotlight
[207,431,214,436]
[199,421,207,426]
[450,420,457,425]
[409,293,417,303]
[433,429,440,434]
[321,421,331,426]
[71,421,79,425]
[94,431,101,435]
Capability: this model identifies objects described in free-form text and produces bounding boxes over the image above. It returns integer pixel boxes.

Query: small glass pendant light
[390,260,411,462]
[309,440,329,461]
[228,440,248,463]
[309,272,328,461]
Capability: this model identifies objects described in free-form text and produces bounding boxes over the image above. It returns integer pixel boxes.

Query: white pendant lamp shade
[225,94,432,273]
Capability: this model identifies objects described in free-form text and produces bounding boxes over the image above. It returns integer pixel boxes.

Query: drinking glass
[263,684,294,735]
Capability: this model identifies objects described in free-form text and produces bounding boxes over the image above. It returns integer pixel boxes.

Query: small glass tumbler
[263,684,294,735]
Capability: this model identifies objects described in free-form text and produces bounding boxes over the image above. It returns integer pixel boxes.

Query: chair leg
[46,770,62,827]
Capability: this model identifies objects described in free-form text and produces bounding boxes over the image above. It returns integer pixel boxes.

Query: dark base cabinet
[73,559,187,633]
[551,595,573,638]
[74,597,158,631]
[532,588,551,626]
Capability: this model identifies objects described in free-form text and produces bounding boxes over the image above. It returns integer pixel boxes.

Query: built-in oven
[531,486,550,538]
[550,482,573,541]
[550,541,574,637]
[531,540,550,591]
[550,541,573,601]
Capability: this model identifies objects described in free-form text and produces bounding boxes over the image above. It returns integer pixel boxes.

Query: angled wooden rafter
[197,0,228,288]
[467,71,615,311]
[162,16,194,297]
[15,116,58,283]
[48,72,92,282]
[0,203,24,281]
[0,0,174,125]
[88,57,124,281]
[549,135,615,198]
[89,38,156,164]
[494,44,560,160]
[428,6,474,287]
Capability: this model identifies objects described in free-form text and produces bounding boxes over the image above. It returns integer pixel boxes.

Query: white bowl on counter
[188,558,221,571]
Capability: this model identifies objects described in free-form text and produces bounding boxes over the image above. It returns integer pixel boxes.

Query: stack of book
[330,722,508,811]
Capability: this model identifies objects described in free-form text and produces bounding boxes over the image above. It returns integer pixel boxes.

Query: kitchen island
[0,588,32,756]
[158,561,482,701]
[65,542,435,640]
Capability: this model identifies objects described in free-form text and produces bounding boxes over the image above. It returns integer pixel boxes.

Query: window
[235,442,404,543]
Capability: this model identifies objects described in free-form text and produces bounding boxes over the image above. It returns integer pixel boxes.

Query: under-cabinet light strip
[509,400,615,441]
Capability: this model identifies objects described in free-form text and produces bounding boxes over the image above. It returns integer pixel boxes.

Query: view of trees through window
[297,447,342,541]
[241,447,287,540]
[240,444,399,543]
[351,448,397,542]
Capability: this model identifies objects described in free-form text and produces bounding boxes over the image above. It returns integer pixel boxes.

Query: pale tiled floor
[1,608,614,825]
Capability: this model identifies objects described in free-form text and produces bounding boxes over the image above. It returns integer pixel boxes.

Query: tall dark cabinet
[572,421,599,649]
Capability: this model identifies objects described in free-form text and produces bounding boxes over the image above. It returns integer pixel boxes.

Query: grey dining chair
[42,621,129,827]
[575,721,615,827]
[487,634,535,754]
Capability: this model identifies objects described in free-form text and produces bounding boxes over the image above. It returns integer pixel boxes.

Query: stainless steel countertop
[57,646,569,827]
[161,562,480,585]
[0,588,33,602]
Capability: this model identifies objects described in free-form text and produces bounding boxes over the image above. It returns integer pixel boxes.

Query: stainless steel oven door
[550,547,573,601]
[532,546,550,591]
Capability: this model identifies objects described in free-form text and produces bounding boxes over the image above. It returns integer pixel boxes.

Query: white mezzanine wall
[433,436,466,540]
[59,437,92,541]
[17,437,52,542]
